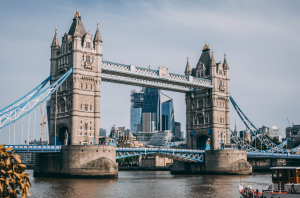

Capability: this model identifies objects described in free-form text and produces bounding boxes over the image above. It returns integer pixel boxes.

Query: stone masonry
[49,8,102,145]
[185,42,230,150]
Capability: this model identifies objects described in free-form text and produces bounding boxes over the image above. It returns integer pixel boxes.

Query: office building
[99,128,106,137]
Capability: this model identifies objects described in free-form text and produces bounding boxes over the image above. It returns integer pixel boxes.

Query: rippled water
[26,170,272,198]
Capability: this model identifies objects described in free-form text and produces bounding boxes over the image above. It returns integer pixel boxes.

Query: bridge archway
[57,126,70,145]
[196,136,210,150]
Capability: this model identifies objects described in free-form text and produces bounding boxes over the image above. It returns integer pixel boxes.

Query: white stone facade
[185,44,230,150]
[49,9,102,145]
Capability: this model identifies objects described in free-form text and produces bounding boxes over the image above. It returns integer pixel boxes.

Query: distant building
[130,88,175,135]
[269,126,282,142]
[130,89,144,134]
[99,128,106,137]
[148,131,173,146]
[175,122,181,140]
[286,125,300,149]
[259,125,270,136]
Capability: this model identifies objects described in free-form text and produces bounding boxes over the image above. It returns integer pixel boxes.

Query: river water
[26,170,272,198]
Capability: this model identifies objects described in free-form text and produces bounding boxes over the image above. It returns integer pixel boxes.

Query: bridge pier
[34,145,118,178]
[171,150,252,175]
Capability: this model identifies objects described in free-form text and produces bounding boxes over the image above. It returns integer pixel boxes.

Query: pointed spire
[223,52,229,70]
[185,56,192,76]
[209,51,216,66]
[94,20,103,43]
[51,26,59,47]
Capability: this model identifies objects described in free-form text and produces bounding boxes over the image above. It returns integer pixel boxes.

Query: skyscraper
[130,89,144,134]
[130,88,176,135]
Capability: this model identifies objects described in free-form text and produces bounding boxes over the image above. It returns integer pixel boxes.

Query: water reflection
[26,170,271,198]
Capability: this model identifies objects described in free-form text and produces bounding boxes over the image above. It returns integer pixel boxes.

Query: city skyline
[1,0,300,144]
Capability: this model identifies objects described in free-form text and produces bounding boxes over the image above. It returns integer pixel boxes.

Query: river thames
[26,170,272,198]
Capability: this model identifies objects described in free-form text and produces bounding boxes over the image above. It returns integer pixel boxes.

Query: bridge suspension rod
[0,68,73,129]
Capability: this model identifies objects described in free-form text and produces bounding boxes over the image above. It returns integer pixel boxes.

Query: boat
[239,167,300,198]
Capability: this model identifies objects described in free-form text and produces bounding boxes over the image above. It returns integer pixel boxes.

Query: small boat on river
[239,167,300,198]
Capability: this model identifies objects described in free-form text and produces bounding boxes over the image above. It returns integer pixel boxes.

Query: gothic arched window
[85,104,88,111]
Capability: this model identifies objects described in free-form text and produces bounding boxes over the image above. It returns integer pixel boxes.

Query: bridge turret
[94,20,103,55]
[184,56,192,76]
[48,7,101,146]
[50,27,60,80]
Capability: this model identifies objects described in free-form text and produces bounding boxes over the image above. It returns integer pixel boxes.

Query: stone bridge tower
[185,42,230,150]
[49,8,102,145]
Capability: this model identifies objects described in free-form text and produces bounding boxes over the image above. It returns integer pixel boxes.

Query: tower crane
[40,104,46,142]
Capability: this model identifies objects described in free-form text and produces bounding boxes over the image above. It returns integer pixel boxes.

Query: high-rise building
[175,122,181,140]
[130,88,176,135]
[99,128,106,137]
[130,89,144,134]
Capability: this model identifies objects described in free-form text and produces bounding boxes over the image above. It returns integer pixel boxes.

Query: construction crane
[40,104,46,142]
[286,117,291,127]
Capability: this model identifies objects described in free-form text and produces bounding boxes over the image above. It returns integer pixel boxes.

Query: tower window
[90,127,92,130]
[79,142,81,145]
[90,105,92,111]
[86,56,91,62]
[91,85,93,90]
[81,83,83,89]
[84,124,88,130]
[90,121,92,124]
[82,55,84,61]
[85,104,88,111]
[86,42,91,48]
[90,133,92,136]
[86,84,87,89]
[80,104,83,110]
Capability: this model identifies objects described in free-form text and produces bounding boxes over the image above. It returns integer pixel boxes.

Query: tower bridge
[1,8,299,178]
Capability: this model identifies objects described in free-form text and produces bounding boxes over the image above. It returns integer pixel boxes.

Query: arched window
[198,116,204,124]
[193,117,197,125]
[90,142,92,145]
[86,84,87,89]
[90,127,92,130]
[91,85,93,90]
[61,101,65,113]
[85,104,88,111]
[198,99,203,108]
[81,83,83,89]
[80,104,83,110]
[90,105,92,111]
[82,55,84,61]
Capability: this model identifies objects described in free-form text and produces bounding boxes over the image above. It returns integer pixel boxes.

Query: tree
[0,144,31,198]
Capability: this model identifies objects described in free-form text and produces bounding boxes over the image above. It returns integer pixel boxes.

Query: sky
[1,0,300,144]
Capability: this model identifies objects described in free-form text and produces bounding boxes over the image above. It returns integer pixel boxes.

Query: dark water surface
[26,170,272,198]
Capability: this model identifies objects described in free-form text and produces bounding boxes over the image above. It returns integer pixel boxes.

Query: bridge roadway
[4,145,300,161]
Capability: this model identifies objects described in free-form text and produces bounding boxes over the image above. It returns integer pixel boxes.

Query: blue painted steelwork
[116,147,205,162]
[230,96,290,152]
[0,76,50,115]
[4,145,62,153]
[0,69,73,129]
[230,129,288,153]
[4,145,300,160]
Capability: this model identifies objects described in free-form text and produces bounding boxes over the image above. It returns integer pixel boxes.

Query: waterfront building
[99,128,106,137]
[148,130,173,146]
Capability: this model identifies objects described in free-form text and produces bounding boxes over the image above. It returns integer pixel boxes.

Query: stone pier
[171,150,252,175]
[34,145,118,178]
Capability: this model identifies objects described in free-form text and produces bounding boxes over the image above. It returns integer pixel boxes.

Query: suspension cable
[27,112,30,145]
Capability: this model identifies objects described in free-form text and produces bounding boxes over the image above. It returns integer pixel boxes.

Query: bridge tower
[49,7,102,145]
[185,42,230,150]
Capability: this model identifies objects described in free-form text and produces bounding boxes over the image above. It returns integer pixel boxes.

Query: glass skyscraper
[130,88,175,135]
